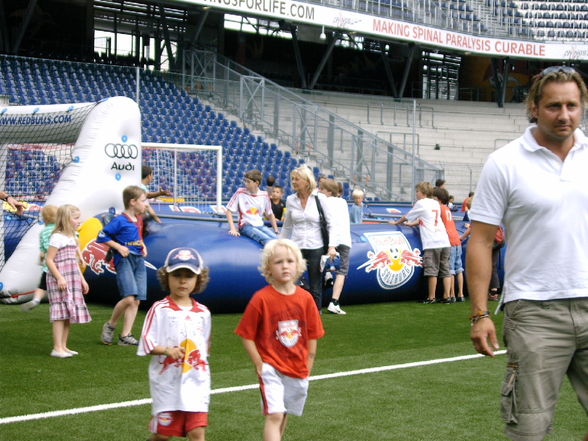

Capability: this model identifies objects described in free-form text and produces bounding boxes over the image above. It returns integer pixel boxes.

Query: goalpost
[0,98,225,301]
[0,97,142,301]
[142,143,223,214]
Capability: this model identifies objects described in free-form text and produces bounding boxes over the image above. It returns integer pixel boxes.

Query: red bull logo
[159,353,182,374]
[81,239,116,275]
[276,320,301,347]
[246,207,259,215]
[159,338,208,375]
[358,231,422,290]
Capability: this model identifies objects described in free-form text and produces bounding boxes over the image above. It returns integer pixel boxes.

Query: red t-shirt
[235,285,325,378]
[440,204,461,246]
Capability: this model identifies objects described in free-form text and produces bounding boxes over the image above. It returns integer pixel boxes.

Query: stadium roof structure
[88,0,587,58]
[3,0,588,107]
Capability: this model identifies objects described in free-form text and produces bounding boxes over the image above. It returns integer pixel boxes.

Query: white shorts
[259,363,309,417]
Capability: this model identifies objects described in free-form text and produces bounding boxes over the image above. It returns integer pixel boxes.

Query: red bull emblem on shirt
[159,338,207,375]
[276,320,302,347]
[357,231,422,290]
[81,239,116,275]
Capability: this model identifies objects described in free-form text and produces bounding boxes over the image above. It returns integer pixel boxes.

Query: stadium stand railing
[182,50,443,202]
[300,89,531,199]
[0,52,444,202]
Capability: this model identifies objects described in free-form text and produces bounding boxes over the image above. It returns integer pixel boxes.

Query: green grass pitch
[0,300,585,441]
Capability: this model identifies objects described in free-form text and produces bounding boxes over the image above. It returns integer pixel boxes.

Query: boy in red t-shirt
[235,239,325,441]
[434,187,465,303]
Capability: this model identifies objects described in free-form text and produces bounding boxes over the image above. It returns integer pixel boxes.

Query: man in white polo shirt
[467,66,588,441]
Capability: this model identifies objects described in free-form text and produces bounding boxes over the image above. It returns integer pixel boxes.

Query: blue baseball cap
[164,247,204,274]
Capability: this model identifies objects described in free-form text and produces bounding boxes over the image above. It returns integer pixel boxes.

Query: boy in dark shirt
[270,185,286,221]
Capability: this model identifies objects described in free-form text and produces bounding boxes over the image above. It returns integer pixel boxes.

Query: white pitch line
[0,350,506,425]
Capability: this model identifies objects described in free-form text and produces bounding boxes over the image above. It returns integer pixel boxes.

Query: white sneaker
[327,302,347,315]
[50,350,73,358]
[21,299,40,312]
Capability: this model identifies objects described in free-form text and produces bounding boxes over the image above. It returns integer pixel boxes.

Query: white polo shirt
[405,197,450,250]
[470,125,588,302]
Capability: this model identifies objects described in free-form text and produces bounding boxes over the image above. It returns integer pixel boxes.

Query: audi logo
[104,143,138,159]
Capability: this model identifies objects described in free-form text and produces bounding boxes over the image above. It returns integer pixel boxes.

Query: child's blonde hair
[53,204,81,239]
[415,181,433,198]
[351,188,364,200]
[260,239,306,286]
[291,165,317,193]
[41,204,58,224]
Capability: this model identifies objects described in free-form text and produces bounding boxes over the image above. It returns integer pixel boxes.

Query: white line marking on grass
[310,350,507,381]
[0,399,153,425]
[0,350,506,425]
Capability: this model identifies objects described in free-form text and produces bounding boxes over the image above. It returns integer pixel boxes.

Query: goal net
[0,96,142,301]
[142,143,223,215]
[0,103,96,272]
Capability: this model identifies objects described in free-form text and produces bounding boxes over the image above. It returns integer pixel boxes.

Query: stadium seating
[0,55,337,200]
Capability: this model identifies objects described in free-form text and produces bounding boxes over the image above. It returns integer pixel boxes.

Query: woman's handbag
[314,195,329,253]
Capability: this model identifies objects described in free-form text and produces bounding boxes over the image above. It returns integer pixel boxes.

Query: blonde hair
[41,204,58,224]
[415,181,433,198]
[260,239,306,286]
[351,188,364,199]
[291,165,316,193]
[53,204,81,239]
[526,68,588,123]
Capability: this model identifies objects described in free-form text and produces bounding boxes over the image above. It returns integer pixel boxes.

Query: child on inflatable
[226,169,279,246]
[236,239,324,441]
[45,204,91,357]
[98,185,148,346]
[138,247,212,441]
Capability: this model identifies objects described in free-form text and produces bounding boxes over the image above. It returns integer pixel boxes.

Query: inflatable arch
[0,97,141,301]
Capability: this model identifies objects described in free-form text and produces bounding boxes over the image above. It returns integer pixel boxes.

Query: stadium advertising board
[178,0,588,60]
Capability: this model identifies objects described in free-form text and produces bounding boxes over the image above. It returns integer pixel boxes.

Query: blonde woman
[280,166,336,310]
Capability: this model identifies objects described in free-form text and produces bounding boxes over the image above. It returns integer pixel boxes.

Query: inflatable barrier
[0,97,484,312]
[78,213,447,312]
